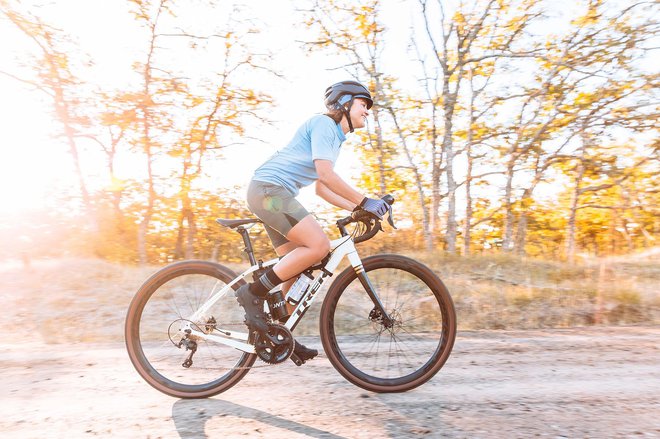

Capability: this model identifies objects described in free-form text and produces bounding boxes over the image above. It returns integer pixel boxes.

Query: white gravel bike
[125,195,456,398]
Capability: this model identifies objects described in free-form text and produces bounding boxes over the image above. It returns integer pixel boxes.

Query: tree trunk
[430,103,441,240]
[464,146,474,256]
[136,6,162,265]
[137,114,155,265]
[514,190,534,256]
[444,140,457,253]
[387,106,433,252]
[371,100,387,195]
[106,144,124,238]
[514,210,528,256]
[502,162,515,252]
[566,162,584,262]
[442,80,458,254]
[62,119,91,214]
[174,213,185,260]
[463,75,476,256]
[185,209,197,259]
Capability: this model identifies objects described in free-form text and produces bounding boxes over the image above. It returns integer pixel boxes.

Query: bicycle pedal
[289,353,304,366]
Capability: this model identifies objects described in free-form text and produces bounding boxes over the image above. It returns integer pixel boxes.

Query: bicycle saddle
[216,218,262,229]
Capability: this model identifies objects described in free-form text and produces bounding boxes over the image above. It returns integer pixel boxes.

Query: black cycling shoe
[290,340,318,366]
[235,284,269,335]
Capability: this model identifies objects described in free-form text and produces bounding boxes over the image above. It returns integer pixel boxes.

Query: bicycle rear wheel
[125,260,256,398]
[320,254,456,393]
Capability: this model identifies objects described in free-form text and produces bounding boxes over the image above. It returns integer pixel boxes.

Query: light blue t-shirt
[253,115,347,196]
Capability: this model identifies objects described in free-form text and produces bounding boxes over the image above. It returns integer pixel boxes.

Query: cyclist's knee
[275,242,299,257]
[299,235,330,261]
[315,238,331,259]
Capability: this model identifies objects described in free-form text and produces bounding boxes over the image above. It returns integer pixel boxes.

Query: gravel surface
[3,326,659,438]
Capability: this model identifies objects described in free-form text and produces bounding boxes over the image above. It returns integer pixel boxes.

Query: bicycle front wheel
[320,254,456,393]
[125,260,256,398]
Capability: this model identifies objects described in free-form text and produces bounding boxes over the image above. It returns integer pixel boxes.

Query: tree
[509,0,659,257]
[126,0,175,263]
[414,0,543,253]
[384,90,435,251]
[1,0,92,216]
[170,45,274,259]
[460,65,503,255]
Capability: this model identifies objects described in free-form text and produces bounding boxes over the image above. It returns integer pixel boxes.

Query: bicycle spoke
[397,327,441,346]
[387,333,394,377]
[335,320,374,333]
[336,307,371,321]
[372,333,382,373]
[391,332,419,365]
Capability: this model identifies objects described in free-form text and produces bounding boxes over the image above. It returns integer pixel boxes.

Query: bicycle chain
[180,321,325,371]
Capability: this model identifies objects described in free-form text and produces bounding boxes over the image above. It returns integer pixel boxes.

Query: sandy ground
[2,326,659,439]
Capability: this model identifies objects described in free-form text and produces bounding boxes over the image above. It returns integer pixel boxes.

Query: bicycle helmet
[324,80,373,132]
[324,80,373,110]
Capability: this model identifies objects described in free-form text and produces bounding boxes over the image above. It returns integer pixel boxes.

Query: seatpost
[237,226,257,266]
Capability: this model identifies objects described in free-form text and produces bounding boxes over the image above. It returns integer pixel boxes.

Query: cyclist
[235,80,390,365]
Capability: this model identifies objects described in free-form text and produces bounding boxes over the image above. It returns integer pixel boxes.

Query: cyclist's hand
[359,197,389,220]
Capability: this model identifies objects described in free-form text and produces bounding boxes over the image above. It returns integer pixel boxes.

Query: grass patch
[406,252,660,330]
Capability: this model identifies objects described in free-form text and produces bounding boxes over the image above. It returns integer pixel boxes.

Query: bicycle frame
[181,233,379,354]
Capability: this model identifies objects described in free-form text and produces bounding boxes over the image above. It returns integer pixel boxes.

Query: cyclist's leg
[273,241,298,294]
[260,225,299,298]
[273,241,299,316]
[270,223,330,316]
[271,215,330,281]
[271,221,325,365]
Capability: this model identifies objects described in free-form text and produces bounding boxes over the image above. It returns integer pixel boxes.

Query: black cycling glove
[359,197,389,219]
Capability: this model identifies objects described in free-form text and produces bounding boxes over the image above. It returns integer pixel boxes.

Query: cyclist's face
[349,98,370,129]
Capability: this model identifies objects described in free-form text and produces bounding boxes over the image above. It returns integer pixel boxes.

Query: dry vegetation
[2,250,658,344]
[425,250,660,329]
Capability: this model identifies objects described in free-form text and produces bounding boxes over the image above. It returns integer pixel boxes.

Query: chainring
[254,323,294,364]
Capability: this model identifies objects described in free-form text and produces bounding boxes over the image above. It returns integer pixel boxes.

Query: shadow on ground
[172,398,348,438]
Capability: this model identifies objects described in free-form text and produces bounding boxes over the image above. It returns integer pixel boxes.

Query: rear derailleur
[177,329,197,368]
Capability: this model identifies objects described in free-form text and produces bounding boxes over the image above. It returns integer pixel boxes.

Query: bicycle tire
[319,254,456,393]
[125,260,256,398]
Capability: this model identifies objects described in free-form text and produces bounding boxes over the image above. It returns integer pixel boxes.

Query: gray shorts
[246,180,310,248]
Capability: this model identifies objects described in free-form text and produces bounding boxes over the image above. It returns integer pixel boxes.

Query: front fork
[344,245,394,328]
[354,266,394,328]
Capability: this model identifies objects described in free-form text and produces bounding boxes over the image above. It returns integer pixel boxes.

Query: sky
[1,0,411,214]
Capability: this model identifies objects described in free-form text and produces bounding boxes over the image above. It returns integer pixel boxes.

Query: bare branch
[0,70,54,96]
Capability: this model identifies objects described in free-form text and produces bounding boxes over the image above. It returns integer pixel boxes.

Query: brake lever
[386,206,397,229]
[381,194,397,229]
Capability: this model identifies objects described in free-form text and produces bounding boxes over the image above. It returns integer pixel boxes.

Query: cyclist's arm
[314,159,363,209]
[315,180,356,211]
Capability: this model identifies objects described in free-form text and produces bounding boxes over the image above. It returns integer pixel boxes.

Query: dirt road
[3,326,659,438]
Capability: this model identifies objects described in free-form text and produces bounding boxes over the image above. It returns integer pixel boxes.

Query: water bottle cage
[286,274,312,304]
